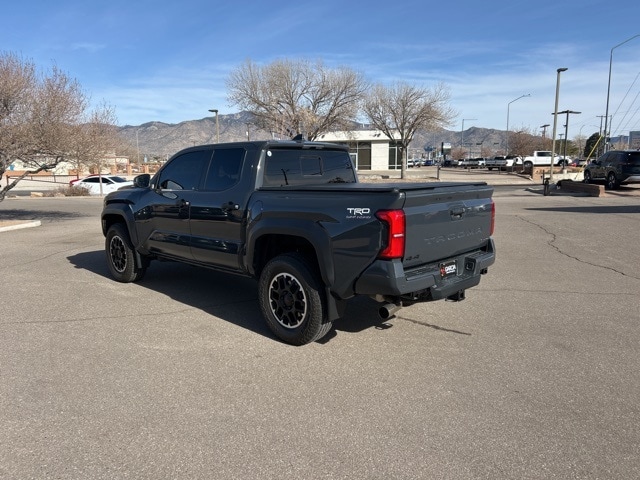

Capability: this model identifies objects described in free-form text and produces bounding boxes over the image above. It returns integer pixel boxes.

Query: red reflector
[376,209,405,259]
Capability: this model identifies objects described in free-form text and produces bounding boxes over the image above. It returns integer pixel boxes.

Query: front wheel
[583,170,592,184]
[258,253,331,345]
[106,224,146,282]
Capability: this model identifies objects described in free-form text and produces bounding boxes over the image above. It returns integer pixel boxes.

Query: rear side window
[203,147,245,191]
[157,150,212,190]
[622,152,640,166]
[263,148,355,186]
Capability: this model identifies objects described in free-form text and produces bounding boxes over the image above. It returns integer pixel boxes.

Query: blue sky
[3,0,639,139]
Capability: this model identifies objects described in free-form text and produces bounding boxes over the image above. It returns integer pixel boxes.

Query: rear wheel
[258,253,331,345]
[106,224,146,282]
[606,172,619,190]
[583,170,592,184]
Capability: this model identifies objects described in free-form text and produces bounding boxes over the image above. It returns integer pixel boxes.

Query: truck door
[136,149,212,260]
[189,146,248,270]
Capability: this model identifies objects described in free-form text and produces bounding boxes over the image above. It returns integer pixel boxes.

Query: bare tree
[227,58,368,140]
[362,82,456,178]
[508,127,550,163]
[68,102,119,176]
[0,52,118,200]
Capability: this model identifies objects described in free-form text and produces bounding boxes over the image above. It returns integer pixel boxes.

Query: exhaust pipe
[379,303,401,320]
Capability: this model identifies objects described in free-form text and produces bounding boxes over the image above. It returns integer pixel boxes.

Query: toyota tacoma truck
[101,140,495,345]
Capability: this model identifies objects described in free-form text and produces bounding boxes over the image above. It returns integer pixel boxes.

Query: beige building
[317,130,402,171]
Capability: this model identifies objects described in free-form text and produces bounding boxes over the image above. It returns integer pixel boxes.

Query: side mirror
[133,174,151,188]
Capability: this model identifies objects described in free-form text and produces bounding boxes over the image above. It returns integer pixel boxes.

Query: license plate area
[439,260,457,277]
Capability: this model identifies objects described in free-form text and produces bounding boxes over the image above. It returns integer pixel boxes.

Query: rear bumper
[354,239,495,300]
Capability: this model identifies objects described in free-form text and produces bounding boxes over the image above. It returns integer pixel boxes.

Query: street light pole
[550,68,568,183]
[604,34,640,153]
[208,109,219,143]
[540,124,550,139]
[506,94,530,155]
[556,110,581,168]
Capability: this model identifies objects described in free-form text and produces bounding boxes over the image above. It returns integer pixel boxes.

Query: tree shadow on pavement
[0,208,84,221]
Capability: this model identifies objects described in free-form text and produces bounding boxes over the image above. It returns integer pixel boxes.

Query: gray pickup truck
[101,140,495,345]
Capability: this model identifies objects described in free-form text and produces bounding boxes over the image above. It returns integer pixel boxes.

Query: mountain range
[118,112,510,161]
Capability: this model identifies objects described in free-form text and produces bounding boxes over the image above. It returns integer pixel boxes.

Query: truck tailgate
[401,182,494,268]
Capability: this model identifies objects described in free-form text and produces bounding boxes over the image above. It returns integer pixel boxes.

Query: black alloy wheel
[258,253,331,345]
[106,224,146,282]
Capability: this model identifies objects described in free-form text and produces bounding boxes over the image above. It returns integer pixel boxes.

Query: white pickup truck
[522,151,568,169]
[485,155,520,170]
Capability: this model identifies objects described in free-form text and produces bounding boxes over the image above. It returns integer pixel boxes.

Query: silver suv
[583,150,640,190]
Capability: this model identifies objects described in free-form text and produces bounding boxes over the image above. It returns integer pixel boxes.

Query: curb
[558,180,605,197]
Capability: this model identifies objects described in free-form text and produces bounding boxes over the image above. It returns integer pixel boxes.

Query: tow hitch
[446,290,466,302]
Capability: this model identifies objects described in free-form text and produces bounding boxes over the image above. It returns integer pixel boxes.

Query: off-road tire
[258,253,331,345]
[106,223,146,283]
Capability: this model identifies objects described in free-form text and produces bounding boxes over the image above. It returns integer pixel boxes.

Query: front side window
[157,149,212,190]
[599,153,613,165]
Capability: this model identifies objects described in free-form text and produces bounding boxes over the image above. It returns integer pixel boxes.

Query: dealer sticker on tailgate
[439,260,457,277]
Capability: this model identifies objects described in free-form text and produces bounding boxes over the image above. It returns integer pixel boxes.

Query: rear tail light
[376,209,405,259]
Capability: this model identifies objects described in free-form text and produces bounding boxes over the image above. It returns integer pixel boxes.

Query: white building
[317,130,403,171]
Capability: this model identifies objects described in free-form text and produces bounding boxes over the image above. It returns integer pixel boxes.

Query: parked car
[570,158,587,167]
[69,174,99,186]
[485,155,520,170]
[458,158,483,168]
[583,150,640,190]
[73,175,133,195]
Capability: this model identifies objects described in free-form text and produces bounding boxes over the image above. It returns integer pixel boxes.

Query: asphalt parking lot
[1,180,640,479]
